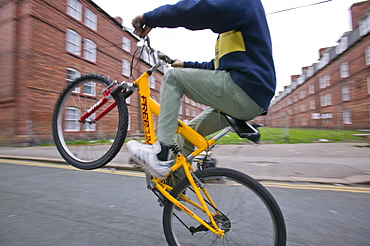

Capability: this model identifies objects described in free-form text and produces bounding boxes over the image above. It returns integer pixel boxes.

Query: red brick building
[266,0,370,130]
[0,0,204,145]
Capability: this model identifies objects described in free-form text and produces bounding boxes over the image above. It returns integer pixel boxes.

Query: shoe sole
[126,145,167,180]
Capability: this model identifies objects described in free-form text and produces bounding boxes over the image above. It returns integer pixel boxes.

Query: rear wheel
[52,74,128,169]
[163,168,286,246]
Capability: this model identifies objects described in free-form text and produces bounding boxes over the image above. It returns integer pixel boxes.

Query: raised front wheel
[52,74,128,169]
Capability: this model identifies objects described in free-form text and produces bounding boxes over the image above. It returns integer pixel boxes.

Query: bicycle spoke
[53,74,128,169]
[163,168,286,245]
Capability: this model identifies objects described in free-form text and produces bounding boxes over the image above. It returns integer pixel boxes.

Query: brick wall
[0,0,150,144]
[267,34,370,130]
[0,0,211,145]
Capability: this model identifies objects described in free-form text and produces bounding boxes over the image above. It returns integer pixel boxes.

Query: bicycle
[52,38,286,245]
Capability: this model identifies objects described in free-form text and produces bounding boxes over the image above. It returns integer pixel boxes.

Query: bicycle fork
[154,156,225,238]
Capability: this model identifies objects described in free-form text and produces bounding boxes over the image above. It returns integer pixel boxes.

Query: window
[122,59,130,77]
[306,66,314,78]
[185,108,190,116]
[322,113,333,125]
[319,74,330,89]
[66,68,80,84]
[84,38,96,62]
[84,81,95,96]
[66,29,81,55]
[293,95,298,103]
[178,105,183,115]
[84,8,97,30]
[366,46,370,65]
[84,111,96,131]
[367,76,370,94]
[122,36,131,52]
[127,115,131,131]
[340,62,349,78]
[341,86,350,101]
[149,76,156,89]
[318,53,329,70]
[67,68,81,93]
[359,14,370,36]
[311,113,321,120]
[299,104,306,112]
[301,117,307,126]
[309,100,315,110]
[320,93,331,107]
[65,107,79,131]
[343,109,352,124]
[336,37,348,54]
[66,0,82,20]
[308,84,314,94]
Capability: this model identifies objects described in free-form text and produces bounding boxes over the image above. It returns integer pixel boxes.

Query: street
[1,159,369,246]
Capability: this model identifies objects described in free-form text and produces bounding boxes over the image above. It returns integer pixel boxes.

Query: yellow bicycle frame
[133,70,224,237]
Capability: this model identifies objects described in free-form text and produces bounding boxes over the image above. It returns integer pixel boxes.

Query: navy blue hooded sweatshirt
[143,0,275,113]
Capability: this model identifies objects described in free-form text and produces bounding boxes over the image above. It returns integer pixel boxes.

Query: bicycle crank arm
[189,224,209,235]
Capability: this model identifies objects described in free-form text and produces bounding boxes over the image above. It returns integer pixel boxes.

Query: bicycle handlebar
[157,51,175,64]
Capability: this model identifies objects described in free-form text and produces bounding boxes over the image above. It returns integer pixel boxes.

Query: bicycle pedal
[147,180,156,190]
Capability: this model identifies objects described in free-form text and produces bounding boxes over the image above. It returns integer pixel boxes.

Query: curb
[1,155,369,185]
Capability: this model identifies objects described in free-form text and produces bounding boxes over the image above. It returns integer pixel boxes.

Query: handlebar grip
[157,52,174,64]
[133,19,147,36]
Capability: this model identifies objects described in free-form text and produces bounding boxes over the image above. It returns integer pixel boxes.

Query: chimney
[318,47,329,58]
[115,17,123,25]
[350,1,370,30]
[291,75,299,82]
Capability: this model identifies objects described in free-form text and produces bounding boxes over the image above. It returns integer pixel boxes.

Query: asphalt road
[1,159,369,246]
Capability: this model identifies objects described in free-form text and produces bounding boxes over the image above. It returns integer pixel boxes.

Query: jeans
[157,68,264,157]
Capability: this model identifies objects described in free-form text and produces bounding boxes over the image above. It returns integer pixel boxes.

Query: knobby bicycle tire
[52,74,128,170]
[163,168,286,246]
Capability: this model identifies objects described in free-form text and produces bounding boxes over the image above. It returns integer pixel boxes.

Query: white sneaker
[126,140,171,179]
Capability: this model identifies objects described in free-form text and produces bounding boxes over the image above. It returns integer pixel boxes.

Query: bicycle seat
[224,115,261,143]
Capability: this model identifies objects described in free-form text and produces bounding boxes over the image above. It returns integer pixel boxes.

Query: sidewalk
[1,143,369,185]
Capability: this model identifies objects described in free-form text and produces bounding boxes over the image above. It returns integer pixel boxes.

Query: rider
[126,0,275,179]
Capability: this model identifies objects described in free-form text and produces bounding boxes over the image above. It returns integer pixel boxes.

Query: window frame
[65,107,80,131]
[66,29,81,56]
[308,84,315,94]
[83,81,96,96]
[149,76,156,89]
[66,68,81,93]
[342,109,352,124]
[340,62,349,78]
[84,8,97,31]
[341,86,350,101]
[122,36,131,52]
[366,46,370,65]
[122,59,130,77]
[66,0,82,21]
[66,68,80,84]
[83,38,97,62]
[320,93,332,107]
[83,111,96,132]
